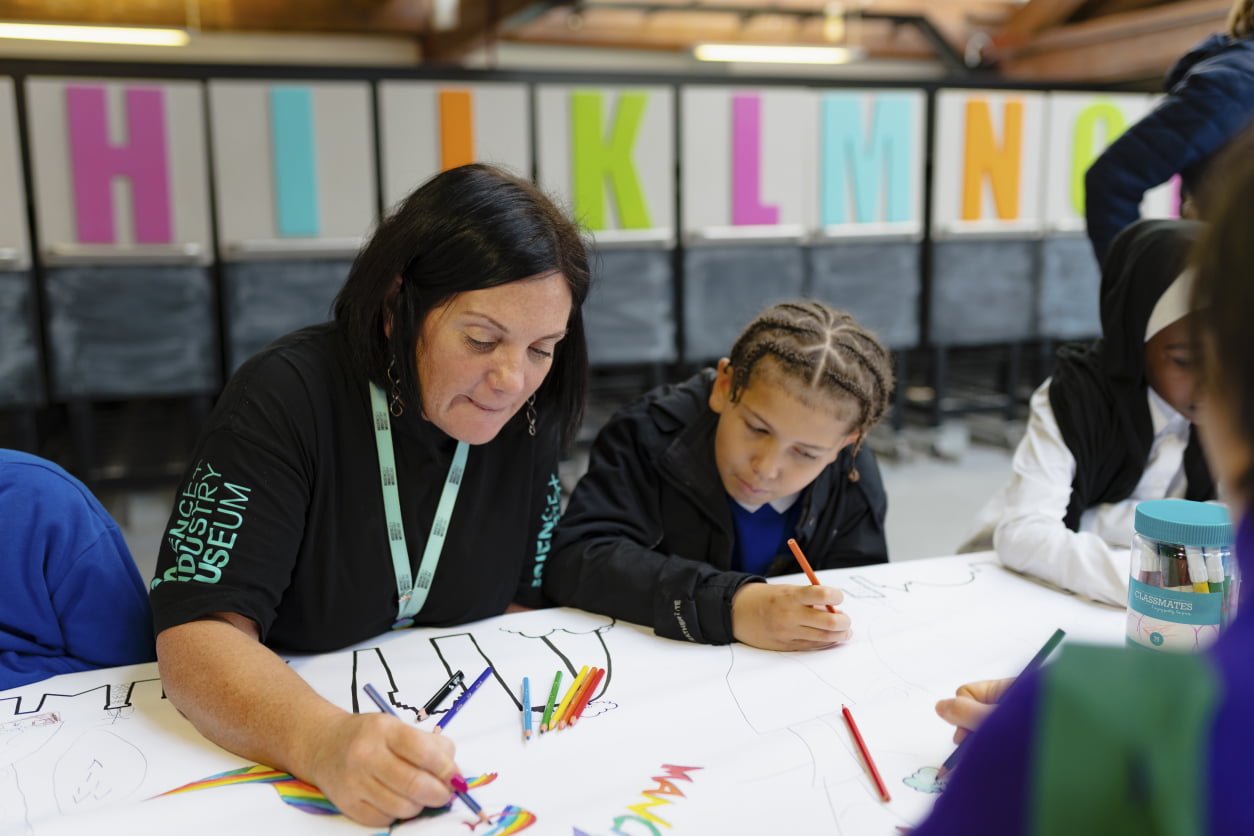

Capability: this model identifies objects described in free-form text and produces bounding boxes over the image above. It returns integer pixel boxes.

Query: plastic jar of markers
[1127,498,1235,653]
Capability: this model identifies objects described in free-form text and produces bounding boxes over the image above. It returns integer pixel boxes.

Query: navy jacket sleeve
[1085,40,1254,264]
[543,409,756,645]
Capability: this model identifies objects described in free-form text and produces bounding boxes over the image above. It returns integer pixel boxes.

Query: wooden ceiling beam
[996,0,1093,43]
[419,0,556,61]
[498,28,937,61]
[503,8,939,56]
[0,0,419,36]
[993,0,1231,81]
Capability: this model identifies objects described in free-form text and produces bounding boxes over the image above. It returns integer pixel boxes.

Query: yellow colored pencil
[550,665,589,730]
[557,667,599,730]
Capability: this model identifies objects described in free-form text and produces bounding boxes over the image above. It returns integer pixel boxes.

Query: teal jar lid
[1134,499,1233,548]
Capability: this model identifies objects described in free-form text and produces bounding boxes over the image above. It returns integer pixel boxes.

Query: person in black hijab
[959,219,1214,604]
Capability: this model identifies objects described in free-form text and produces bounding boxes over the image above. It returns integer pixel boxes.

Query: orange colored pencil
[842,704,891,802]
[557,667,597,730]
[787,538,837,613]
[567,667,606,727]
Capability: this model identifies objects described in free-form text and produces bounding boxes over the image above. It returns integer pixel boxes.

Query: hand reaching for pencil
[301,710,462,826]
[934,677,1016,744]
[730,581,851,651]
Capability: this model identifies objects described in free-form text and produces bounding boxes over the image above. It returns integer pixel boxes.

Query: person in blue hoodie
[0,449,155,691]
[1085,0,1254,265]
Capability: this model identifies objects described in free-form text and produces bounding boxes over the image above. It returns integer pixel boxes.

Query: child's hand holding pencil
[727,537,852,653]
[730,544,851,653]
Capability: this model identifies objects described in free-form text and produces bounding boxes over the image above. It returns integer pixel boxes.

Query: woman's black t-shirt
[149,323,560,653]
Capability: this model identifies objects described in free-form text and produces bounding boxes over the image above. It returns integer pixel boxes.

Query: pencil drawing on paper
[842,561,993,599]
[346,617,619,723]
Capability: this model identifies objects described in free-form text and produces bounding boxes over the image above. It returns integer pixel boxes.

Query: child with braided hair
[544,300,893,651]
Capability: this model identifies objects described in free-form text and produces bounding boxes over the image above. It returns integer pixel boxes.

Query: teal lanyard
[369,382,469,628]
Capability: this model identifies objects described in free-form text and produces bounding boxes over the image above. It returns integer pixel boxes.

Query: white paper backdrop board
[1,554,1124,836]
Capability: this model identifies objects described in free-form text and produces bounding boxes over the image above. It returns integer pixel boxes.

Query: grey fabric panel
[0,271,43,407]
[1038,235,1102,342]
[44,265,218,398]
[584,247,677,366]
[807,240,921,350]
[930,238,1037,345]
[682,245,807,365]
[224,259,350,371]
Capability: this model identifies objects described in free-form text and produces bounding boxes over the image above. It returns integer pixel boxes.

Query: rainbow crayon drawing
[156,765,337,815]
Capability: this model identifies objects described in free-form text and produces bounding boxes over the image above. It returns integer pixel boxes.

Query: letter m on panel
[66,85,172,244]
[571,91,652,230]
[821,93,915,225]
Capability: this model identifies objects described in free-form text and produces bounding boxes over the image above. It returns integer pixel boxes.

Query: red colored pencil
[787,538,837,613]
[842,704,891,802]
[567,667,606,726]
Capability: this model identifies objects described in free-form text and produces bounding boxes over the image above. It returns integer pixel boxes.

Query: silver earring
[386,357,403,417]
[526,394,537,437]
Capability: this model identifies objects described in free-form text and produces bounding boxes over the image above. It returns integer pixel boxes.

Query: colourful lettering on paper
[571,91,652,230]
[1070,101,1126,216]
[961,98,1023,221]
[440,89,475,170]
[66,85,173,244]
[731,94,778,226]
[270,86,319,237]
[532,471,562,587]
[573,763,703,836]
[151,459,252,588]
[820,91,915,225]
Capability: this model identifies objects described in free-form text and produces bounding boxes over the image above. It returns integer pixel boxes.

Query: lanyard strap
[369,382,469,624]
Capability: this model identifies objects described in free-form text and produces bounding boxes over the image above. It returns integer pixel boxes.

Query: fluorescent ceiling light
[0,22,190,47]
[693,43,864,64]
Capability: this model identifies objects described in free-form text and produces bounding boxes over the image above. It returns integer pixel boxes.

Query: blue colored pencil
[522,676,533,742]
[364,682,487,822]
[363,682,395,717]
[434,666,492,732]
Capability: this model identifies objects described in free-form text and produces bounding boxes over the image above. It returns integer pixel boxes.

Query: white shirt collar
[732,490,802,515]
[1147,386,1189,440]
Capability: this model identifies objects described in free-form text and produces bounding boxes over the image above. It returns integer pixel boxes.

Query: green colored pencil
[540,670,562,732]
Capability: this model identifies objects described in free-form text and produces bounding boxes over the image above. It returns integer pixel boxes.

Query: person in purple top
[916,129,1254,835]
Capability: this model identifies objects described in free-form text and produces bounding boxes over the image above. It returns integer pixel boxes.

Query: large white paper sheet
[0,554,1124,835]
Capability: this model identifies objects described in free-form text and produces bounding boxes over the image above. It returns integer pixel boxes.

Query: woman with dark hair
[150,164,590,826]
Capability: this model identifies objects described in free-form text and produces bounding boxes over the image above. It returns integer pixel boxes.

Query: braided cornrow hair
[726,300,895,481]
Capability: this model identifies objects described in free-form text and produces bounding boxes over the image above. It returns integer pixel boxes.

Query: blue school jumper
[0,449,155,690]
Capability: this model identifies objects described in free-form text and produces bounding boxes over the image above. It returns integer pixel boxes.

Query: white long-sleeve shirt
[959,379,1193,605]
